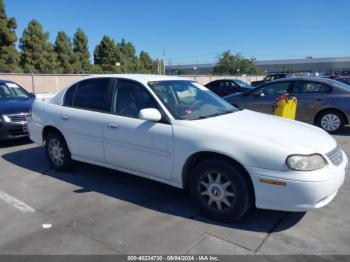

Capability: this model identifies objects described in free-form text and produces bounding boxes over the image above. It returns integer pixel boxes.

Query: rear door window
[73,78,111,111]
[293,81,331,94]
[63,84,77,106]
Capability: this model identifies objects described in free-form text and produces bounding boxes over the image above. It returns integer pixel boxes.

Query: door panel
[59,107,106,162]
[291,94,321,123]
[103,79,173,180]
[242,81,292,114]
[241,94,275,114]
[104,115,173,179]
[292,81,331,123]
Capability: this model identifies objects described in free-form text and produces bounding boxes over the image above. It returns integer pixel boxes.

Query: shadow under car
[1,146,305,232]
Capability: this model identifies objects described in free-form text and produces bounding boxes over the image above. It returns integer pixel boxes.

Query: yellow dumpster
[273,94,297,120]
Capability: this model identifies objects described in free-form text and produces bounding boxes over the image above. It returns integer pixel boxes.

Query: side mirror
[29,92,36,98]
[139,108,162,122]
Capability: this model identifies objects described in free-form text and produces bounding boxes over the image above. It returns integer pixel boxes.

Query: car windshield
[234,80,252,88]
[149,80,237,120]
[0,82,29,99]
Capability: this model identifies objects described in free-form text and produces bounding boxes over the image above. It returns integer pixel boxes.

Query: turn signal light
[259,179,287,187]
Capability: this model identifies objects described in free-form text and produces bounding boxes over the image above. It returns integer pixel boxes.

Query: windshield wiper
[194,110,234,120]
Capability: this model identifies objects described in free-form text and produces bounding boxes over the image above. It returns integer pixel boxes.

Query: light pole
[162,49,165,75]
[193,66,197,80]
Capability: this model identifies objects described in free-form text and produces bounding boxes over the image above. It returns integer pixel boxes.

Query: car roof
[80,74,192,85]
[0,79,18,85]
[265,76,337,84]
[207,79,241,83]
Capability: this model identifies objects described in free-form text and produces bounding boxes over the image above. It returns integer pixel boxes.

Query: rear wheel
[190,159,252,222]
[45,132,73,171]
[316,110,345,133]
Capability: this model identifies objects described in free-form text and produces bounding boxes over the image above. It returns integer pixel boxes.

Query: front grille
[9,129,27,136]
[326,147,343,166]
[5,113,29,123]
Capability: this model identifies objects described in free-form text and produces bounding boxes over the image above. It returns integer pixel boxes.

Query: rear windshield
[325,79,350,89]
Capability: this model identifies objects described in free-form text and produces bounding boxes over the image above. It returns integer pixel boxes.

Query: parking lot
[0,129,349,255]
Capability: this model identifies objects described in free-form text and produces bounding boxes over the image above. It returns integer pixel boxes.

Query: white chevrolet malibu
[29,75,348,222]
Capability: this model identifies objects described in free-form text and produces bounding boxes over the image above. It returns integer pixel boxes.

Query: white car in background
[29,75,348,222]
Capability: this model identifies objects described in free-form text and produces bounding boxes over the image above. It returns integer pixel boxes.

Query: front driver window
[112,80,159,119]
[254,82,291,96]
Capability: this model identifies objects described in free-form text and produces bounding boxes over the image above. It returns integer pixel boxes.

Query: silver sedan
[225,77,350,133]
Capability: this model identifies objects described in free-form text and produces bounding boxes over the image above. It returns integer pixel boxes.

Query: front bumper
[0,123,29,141]
[247,150,348,212]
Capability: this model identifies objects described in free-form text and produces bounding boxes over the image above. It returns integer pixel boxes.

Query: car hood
[180,109,337,155]
[0,98,34,115]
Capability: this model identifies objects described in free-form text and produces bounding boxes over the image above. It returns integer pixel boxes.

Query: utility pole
[162,49,165,75]
[157,59,160,75]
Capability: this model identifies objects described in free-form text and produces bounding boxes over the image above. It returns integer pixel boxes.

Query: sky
[5,0,350,65]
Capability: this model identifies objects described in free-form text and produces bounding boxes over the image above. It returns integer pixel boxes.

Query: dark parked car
[0,80,35,141]
[205,79,253,97]
[225,77,350,133]
[250,73,288,87]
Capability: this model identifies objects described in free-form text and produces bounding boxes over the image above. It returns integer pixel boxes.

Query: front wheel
[45,132,73,172]
[190,159,252,222]
[316,110,345,133]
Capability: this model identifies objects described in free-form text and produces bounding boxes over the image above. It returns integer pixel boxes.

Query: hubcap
[199,172,235,212]
[321,114,341,132]
[48,138,64,166]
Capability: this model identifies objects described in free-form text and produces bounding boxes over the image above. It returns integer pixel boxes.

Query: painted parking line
[0,190,35,213]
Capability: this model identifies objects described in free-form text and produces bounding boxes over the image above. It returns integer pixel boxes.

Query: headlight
[286,154,327,171]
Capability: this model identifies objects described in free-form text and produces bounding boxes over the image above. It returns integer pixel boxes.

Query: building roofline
[166,56,350,69]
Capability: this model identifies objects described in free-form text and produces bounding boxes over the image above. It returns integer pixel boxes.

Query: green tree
[282,65,293,73]
[139,50,155,73]
[73,28,90,73]
[118,38,138,73]
[93,35,121,73]
[19,19,58,73]
[176,68,187,75]
[0,0,20,72]
[213,50,260,75]
[54,31,74,73]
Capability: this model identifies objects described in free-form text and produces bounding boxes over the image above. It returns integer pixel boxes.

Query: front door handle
[107,123,119,129]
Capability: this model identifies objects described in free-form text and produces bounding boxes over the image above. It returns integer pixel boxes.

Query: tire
[189,159,252,222]
[316,110,346,134]
[44,132,73,172]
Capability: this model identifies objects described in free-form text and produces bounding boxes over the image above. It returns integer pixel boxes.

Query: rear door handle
[60,115,69,121]
[107,123,119,129]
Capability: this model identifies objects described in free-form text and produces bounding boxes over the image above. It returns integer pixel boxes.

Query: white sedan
[29,75,348,222]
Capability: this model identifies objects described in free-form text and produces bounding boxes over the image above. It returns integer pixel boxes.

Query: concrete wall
[0,73,85,94]
[0,73,264,94]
